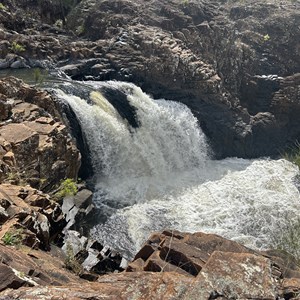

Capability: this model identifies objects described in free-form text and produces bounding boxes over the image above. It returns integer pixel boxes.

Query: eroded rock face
[0,77,81,190]
[0,0,299,158]
[126,230,300,299]
[64,0,299,158]
[0,183,65,250]
[1,230,300,299]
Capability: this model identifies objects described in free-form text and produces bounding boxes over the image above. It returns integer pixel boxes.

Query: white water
[55,81,300,259]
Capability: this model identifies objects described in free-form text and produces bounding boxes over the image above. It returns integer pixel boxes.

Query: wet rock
[64,0,299,158]
[62,230,87,257]
[61,188,94,232]
[0,0,299,158]
[62,230,123,276]
[73,189,92,209]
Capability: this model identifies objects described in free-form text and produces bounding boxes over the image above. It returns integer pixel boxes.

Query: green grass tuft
[2,229,23,246]
[55,178,78,199]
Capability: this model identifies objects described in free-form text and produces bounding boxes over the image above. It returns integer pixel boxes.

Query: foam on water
[54,81,300,259]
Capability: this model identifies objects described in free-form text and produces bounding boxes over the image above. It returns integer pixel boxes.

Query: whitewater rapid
[54,81,300,259]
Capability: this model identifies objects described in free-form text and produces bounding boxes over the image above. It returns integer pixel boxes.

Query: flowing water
[51,80,300,259]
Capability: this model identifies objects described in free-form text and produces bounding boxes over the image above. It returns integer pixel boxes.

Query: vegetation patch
[64,243,83,275]
[55,178,78,199]
[0,3,6,10]
[283,141,300,169]
[271,216,300,263]
[2,228,23,247]
[10,41,26,53]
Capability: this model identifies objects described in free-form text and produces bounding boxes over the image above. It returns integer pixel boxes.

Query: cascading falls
[54,81,300,260]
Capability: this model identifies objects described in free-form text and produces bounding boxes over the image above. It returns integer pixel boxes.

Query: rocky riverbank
[0,76,299,298]
[0,0,300,298]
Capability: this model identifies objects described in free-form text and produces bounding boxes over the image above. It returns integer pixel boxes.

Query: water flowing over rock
[0,0,299,158]
[64,0,300,158]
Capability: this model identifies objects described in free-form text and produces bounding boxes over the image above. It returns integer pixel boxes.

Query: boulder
[129,230,256,277]
[195,251,276,299]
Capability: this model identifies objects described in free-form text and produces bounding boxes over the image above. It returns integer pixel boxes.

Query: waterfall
[54,81,300,260]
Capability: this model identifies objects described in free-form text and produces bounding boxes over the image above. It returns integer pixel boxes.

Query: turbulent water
[54,81,300,260]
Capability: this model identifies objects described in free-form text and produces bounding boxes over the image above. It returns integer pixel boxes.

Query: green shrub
[181,0,189,6]
[33,68,47,85]
[10,41,26,53]
[263,34,270,42]
[75,24,85,36]
[0,3,6,10]
[283,141,300,169]
[55,178,78,199]
[2,229,23,246]
[64,243,83,275]
[271,216,300,262]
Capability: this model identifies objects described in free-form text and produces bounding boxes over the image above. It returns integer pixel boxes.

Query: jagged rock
[0,207,9,224]
[61,187,94,232]
[0,0,299,158]
[0,183,65,250]
[129,230,256,277]
[0,264,33,292]
[0,243,82,289]
[62,230,123,276]
[0,272,197,300]
[282,278,300,299]
[63,0,299,158]
[0,230,299,298]
[0,77,81,191]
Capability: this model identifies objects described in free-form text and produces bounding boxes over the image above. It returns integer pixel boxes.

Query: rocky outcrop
[1,230,300,299]
[0,77,80,190]
[63,0,300,158]
[0,0,299,158]
[0,183,65,250]
[0,241,84,292]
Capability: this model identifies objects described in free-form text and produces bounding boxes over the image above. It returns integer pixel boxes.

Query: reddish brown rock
[0,264,32,292]
[0,230,299,299]
[0,184,65,249]
[0,77,81,190]
[0,243,82,287]
[198,251,276,299]
[128,231,256,277]
[282,278,300,299]
[0,272,197,300]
